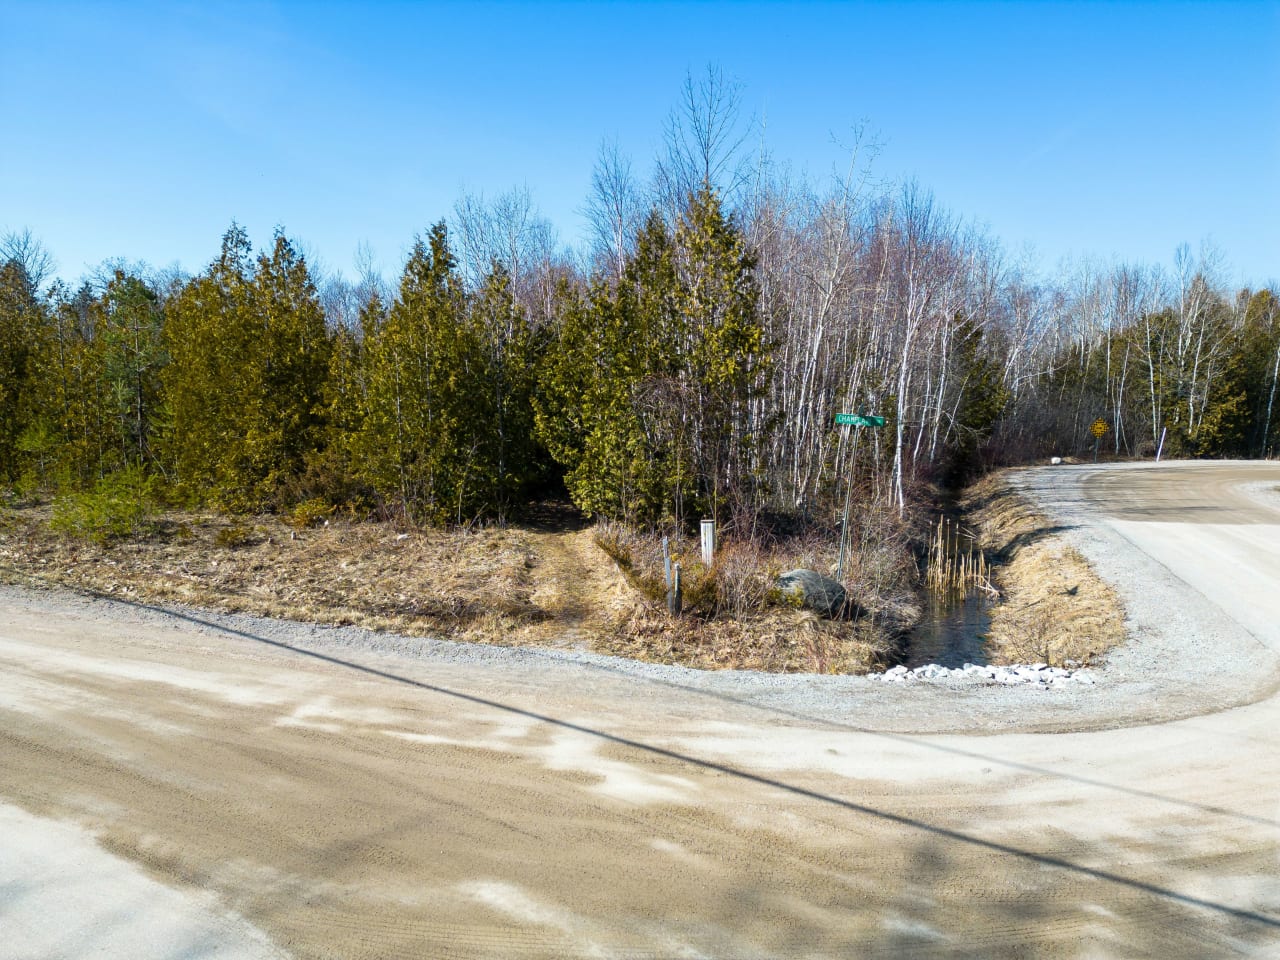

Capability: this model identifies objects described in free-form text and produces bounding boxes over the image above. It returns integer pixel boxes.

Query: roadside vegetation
[0,71,1272,671]
[963,475,1125,668]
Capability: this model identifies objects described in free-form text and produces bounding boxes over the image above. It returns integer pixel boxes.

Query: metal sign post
[834,411,886,582]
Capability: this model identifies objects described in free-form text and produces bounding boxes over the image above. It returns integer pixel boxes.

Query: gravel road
[1011,460,1280,719]
[2,460,1279,958]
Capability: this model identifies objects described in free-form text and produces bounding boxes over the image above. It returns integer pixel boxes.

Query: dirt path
[525,528,632,650]
[2,463,1279,958]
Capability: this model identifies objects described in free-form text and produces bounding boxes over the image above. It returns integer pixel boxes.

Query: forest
[2,75,1277,553]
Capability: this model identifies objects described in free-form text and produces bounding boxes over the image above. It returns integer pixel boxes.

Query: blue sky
[2,1,1277,289]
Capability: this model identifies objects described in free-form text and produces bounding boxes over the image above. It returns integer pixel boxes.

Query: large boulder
[776,569,852,619]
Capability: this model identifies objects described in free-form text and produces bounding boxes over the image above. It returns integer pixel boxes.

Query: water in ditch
[903,591,992,668]
[902,512,993,668]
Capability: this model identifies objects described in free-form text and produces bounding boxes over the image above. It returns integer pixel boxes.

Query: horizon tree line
[2,70,1275,534]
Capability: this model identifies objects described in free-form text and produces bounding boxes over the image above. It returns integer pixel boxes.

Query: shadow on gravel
[990,523,1074,559]
[564,650,1280,831]
[107,595,1280,939]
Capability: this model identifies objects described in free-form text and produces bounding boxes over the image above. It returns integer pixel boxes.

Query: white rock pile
[876,662,1095,687]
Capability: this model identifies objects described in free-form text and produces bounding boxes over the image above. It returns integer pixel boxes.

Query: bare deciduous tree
[585,139,644,282]
[1,228,55,292]
[655,65,753,213]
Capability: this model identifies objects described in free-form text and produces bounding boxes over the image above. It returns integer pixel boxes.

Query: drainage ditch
[902,514,994,668]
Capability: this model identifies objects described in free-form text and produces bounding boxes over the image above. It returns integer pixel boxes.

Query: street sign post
[835,411,886,582]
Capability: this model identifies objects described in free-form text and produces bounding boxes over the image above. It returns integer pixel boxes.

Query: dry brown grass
[596,605,890,674]
[591,520,897,673]
[0,504,894,673]
[0,507,558,645]
[963,472,1126,667]
[2,476,1121,674]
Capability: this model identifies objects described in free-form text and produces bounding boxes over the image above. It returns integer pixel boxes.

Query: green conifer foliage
[1241,290,1280,456]
[468,263,542,520]
[161,225,330,510]
[672,186,769,521]
[0,259,48,482]
[531,280,592,483]
[245,231,331,501]
[537,222,677,522]
[536,187,769,526]
[312,314,368,506]
[1195,344,1252,457]
[161,224,254,503]
[98,271,165,469]
[355,223,487,523]
[31,276,163,488]
[944,313,1010,482]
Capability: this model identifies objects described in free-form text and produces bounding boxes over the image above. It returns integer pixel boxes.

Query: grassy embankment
[0,469,1126,673]
[963,472,1125,667]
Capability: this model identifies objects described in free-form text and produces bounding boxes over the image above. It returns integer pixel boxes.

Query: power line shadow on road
[11,574,1275,830]
[559,648,1280,832]
[103,596,1280,938]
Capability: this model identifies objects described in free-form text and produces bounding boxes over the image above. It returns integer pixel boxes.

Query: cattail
[928,515,992,597]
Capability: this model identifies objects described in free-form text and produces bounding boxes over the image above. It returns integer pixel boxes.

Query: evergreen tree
[1240,290,1280,456]
[244,230,331,501]
[672,185,769,521]
[537,218,681,523]
[355,223,488,522]
[98,271,165,469]
[943,313,1010,483]
[0,259,48,483]
[313,312,369,506]
[161,225,329,510]
[161,224,255,503]
[468,262,542,520]
[537,186,769,526]
[1195,342,1251,457]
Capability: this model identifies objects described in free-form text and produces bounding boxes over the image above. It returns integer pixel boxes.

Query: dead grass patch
[0,502,896,674]
[592,520,898,673]
[596,604,891,674]
[963,472,1125,667]
[0,507,555,645]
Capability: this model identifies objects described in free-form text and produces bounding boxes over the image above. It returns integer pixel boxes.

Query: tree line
[2,73,1275,535]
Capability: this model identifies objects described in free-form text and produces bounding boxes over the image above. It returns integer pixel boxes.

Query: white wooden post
[700,519,716,567]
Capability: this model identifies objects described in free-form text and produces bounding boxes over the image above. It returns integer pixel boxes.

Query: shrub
[214,522,257,549]
[287,497,336,529]
[596,520,835,620]
[712,540,781,619]
[50,466,158,544]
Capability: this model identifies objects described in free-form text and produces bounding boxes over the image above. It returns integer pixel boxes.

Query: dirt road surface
[3,462,1279,958]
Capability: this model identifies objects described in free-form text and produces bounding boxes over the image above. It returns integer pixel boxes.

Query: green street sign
[835,413,886,428]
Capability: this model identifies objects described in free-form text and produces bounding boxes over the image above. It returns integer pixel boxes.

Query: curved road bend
[1,461,1279,958]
